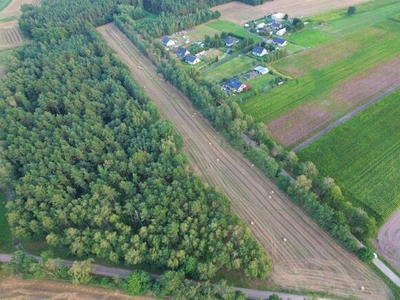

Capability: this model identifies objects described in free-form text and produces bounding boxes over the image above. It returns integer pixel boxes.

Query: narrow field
[0,21,23,49]
[97,23,392,300]
[298,89,400,224]
[211,0,372,25]
[0,0,39,18]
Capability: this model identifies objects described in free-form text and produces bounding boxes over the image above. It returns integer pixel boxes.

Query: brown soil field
[212,0,372,25]
[0,276,152,300]
[374,209,400,274]
[97,23,393,300]
[267,103,331,146]
[0,21,23,49]
[330,56,400,107]
[0,0,40,19]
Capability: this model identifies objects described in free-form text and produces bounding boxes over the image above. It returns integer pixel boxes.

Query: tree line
[0,0,271,281]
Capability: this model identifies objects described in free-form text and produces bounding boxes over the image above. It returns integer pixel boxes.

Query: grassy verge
[0,189,13,253]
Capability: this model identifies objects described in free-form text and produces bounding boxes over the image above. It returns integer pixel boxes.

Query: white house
[276,28,286,36]
[271,12,285,21]
[161,36,175,47]
[252,46,268,57]
[256,22,266,29]
[185,55,200,65]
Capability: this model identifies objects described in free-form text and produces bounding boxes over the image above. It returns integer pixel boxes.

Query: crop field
[203,55,258,82]
[0,0,11,11]
[298,89,400,224]
[206,20,261,41]
[0,24,22,49]
[240,15,400,146]
[98,23,393,300]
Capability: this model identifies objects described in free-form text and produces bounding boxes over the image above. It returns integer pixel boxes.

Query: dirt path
[212,0,372,24]
[374,208,400,275]
[0,276,150,300]
[97,23,392,299]
[292,83,400,152]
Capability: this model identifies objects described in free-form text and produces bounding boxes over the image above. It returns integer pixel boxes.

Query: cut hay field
[298,89,400,224]
[206,19,261,41]
[240,11,400,146]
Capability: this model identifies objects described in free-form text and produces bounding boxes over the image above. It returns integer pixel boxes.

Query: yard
[206,19,261,42]
[297,89,400,224]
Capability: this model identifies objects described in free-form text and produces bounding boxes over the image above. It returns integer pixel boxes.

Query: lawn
[203,55,258,82]
[242,73,276,93]
[206,19,261,42]
[287,29,333,47]
[0,190,13,253]
[297,89,400,224]
[240,20,400,124]
[185,24,222,42]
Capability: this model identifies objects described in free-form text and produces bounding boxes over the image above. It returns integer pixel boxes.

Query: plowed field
[97,23,392,300]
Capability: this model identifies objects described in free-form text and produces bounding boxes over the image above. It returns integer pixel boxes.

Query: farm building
[226,78,246,93]
[175,46,189,59]
[276,28,286,36]
[224,37,240,47]
[269,21,282,30]
[272,37,287,46]
[161,36,175,47]
[254,66,269,75]
[271,12,285,21]
[252,46,268,57]
[185,54,200,65]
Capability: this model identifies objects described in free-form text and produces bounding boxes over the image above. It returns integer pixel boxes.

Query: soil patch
[212,0,372,25]
[267,103,331,146]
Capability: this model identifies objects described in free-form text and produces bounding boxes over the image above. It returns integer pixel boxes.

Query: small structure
[254,66,269,75]
[161,36,175,47]
[272,37,287,47]
[185,54,200,65]
[271,12,285,21]
[244,23,249,28]
[270,21,282,30]
[252,46,268,57]
[276,28,287,36]
[175,46,189,59]
[224,37,240,47]
[226,78,245,93]
[256,22,266,29]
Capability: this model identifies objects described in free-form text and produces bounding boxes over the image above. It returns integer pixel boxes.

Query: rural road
[292,83,400,152]
[0,253,317,300]
[96,23,392,300]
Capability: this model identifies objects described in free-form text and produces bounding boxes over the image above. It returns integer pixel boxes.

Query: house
[226,78,246,93]
[276,28,286,36]
[224,37,240,47]
[256,22,266,29]
[175,46,189,59]
[252,46,268,57]
[161,36,175,47]
[254,66,269,75]
[272,37,287,46]
[271,12,285,21]
[185,54,200,65]
[269,21,282,30]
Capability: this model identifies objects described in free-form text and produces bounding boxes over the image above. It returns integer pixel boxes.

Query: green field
[240,20,400,124]
[242,73,276,92]
[203,55,258,81]
[0,190,13,252]
[288,29,333,47]
[0,0,11,12]
[206,19,261,42]
[298,89,400,224]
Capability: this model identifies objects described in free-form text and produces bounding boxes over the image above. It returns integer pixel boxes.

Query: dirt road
[212,0,372,24]
[97,23,392,299]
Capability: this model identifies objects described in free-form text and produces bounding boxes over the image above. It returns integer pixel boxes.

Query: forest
[0,0,271,280]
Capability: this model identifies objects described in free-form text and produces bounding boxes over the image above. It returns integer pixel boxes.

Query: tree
[153,270,184,298]
[68,259,94,285]
[123,270,152,296]
[268,294,282,300]
[357,247,374,263]
[348,6,356,15]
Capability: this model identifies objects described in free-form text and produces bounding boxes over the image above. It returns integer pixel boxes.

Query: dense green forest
[0,0,271,280]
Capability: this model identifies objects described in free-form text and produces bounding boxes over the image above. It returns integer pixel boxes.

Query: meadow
[298,89,400,224]
[206,19,261,41]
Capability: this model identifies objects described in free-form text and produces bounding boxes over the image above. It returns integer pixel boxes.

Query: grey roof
[176,46,188,58]
[161,36,171,45]
[224,37,240,45]
[227,78,243,90]
[272,37,286,45]
[253,46,266,55]
[185,55,198,63]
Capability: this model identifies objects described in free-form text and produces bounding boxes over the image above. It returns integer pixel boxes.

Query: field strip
[97,23,392,299]
[293,83,400,152]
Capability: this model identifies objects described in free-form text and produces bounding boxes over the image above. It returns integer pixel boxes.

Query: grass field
[298,89,400,224]
[240,18,400,144]
[0,190,13,253]
[287,29,333,47]
[206,19,261,42]
[0,0,11,12]
[203,55,258,81]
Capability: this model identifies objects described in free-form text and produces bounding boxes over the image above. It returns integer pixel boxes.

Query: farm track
[97,23,392,300]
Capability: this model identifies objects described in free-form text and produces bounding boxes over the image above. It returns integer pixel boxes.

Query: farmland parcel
[240,1,400,146]
[298,89,400,224]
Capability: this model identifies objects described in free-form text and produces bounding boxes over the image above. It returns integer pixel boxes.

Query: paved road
[0,253,317,300]
[293,83,400,152]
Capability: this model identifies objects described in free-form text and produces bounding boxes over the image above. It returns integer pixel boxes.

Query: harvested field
[0,21,22,49]
[212,0,372,25]
[331,55,400,107]
[0,0,39,18]
[374,208,400,274]
[267,103,331,146]
[0,276,149,299]
[98,23,392,300]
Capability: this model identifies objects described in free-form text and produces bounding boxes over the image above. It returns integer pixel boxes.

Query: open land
[211,0,373,25]
[240,1,400,146]
[98,23,392,300]
[0,276,151,299]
